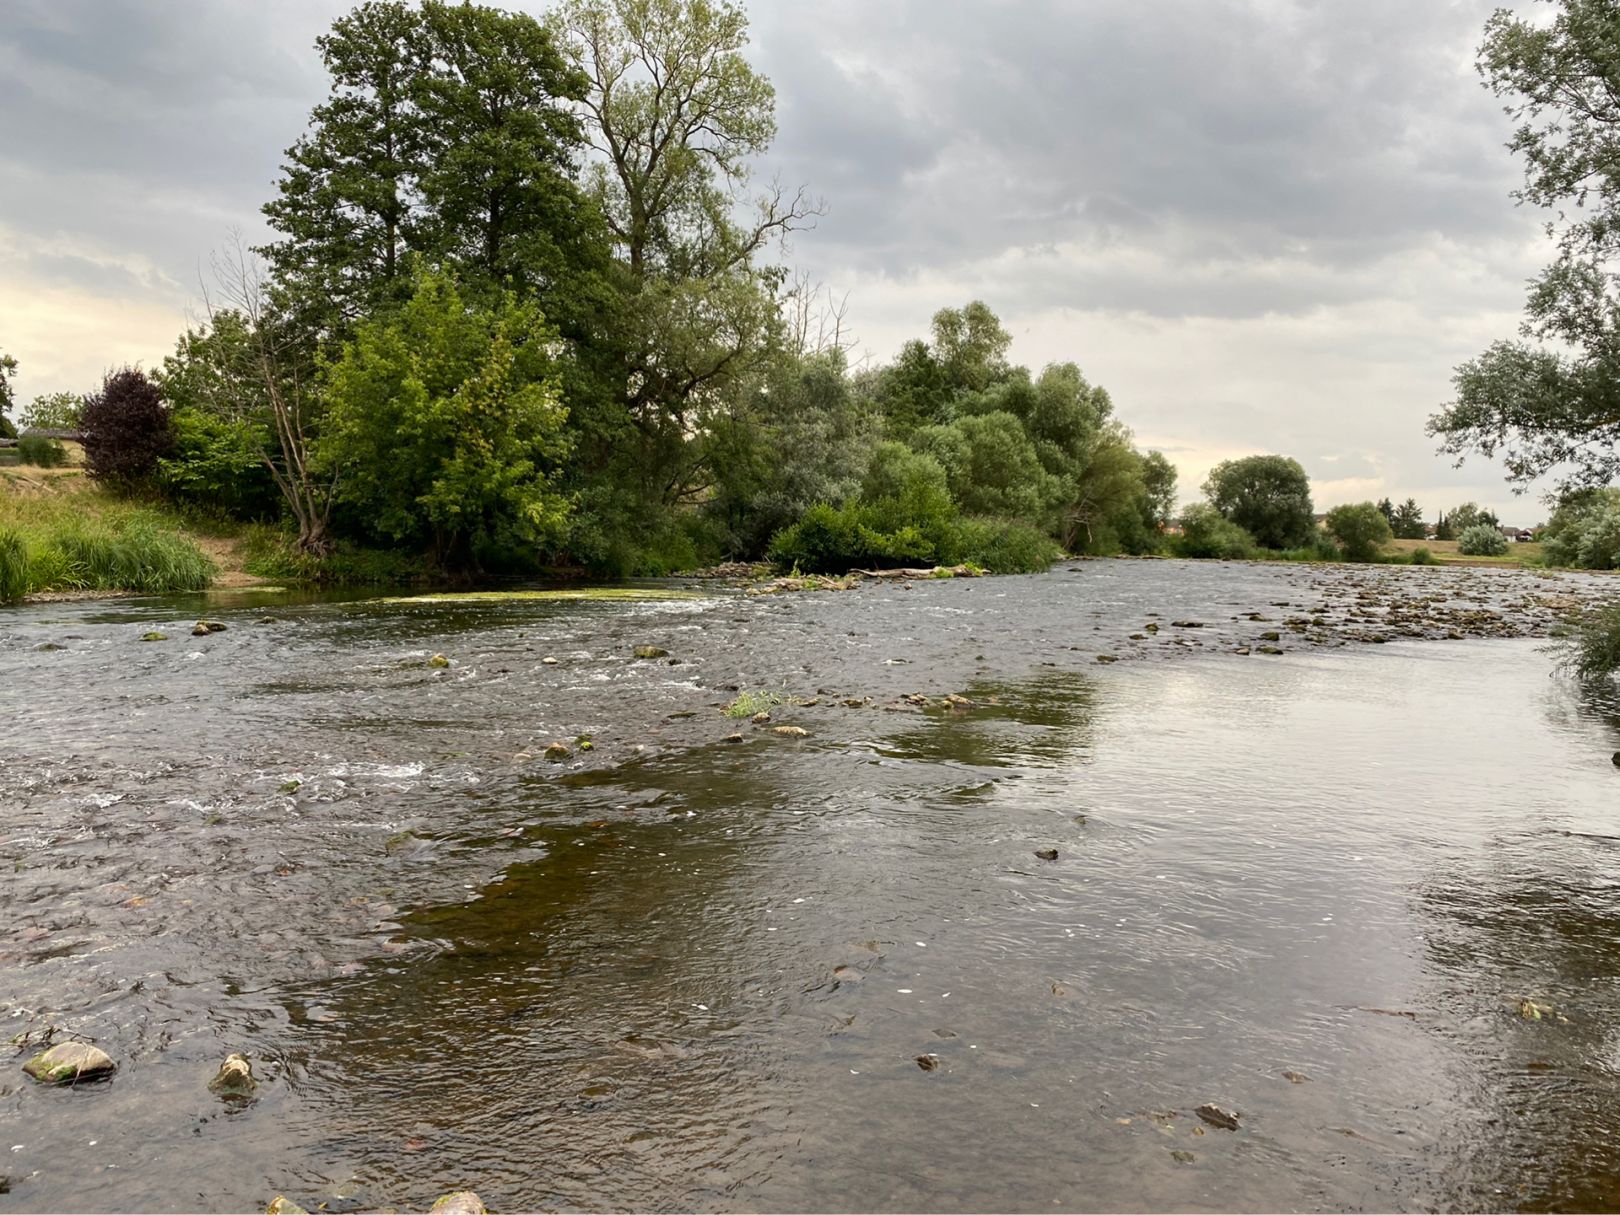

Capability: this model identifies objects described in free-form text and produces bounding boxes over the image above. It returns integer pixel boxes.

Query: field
[1386,536,1545,568]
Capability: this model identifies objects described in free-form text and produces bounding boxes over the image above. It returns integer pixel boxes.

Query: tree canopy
[1430,0,1620,493]
[1202,454,1315,549]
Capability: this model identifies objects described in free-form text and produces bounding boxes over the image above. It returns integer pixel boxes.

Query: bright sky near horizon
[0,0,1560,522]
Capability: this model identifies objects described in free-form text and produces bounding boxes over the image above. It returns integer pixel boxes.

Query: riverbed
[3,560,1619,1213]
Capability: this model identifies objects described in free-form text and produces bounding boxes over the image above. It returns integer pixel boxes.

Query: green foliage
[1554,602,1620,680]
[17,435,67,468]
[0,527,27,604]
[1446,502,1498,534]
[1409,546,1438,565]
[262,0,597,332]
[702,351,873,557]
[1540,488,1620,568]
[1458,523,1510,556]
[320,265,572,566]
[1390,497,1427,540]
[155,408,281,519]
[1324,501,1393,562]
[766,503,934,574]
[860,442,957,530]
[1202,454,1314,549]
[1174,503,1256,559]
[21,392,82,430]
[724,690,782,718]
[240,525,431,585]
[911,412,1056,519]
[1430,3,1620,494]
[1138,450,1177,531]
[939,517,1063,574]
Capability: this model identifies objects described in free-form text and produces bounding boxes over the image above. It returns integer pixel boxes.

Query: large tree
[262,0,600,336]
[1203,454,1315,549]
[1430,0,1620,492]
[552,0,816,514]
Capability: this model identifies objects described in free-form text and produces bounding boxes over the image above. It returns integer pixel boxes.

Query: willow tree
[552,0,818,514]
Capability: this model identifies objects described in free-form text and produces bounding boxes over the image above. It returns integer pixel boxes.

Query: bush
[81,367,173,489]
[240,525,430,585]
[1174,503,1256,559]
[17,434,67,467]
[1409,546,1438,565]
[1324,501,1393,562]
[767,502,936,573]
[1458,523,1510,556]
[938,517,1063,574]
[0,527,27,604]
[156,409,280,519]
[1554,602,1620,680]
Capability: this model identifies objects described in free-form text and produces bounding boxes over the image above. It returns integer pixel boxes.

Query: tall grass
[0,527,28,604]
[0,481,214,599]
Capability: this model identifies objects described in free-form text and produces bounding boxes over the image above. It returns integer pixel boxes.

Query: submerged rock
[773,725,809,738]
[1034,848,1059,861]
[427,653,450,668]
[915,1054,940,1072]
[208,1053,256,1097]
[266,1197,308,1215]
[428,1192,487,1215]
[633,645,669,659]
[192,620,227,635]
[544,741,572,761]
[23,1041,116,1085]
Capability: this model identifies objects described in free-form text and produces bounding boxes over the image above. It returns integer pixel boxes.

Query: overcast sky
[0,0,1557,519]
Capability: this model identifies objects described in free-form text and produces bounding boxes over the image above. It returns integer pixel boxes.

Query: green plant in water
[724,690,783,718]
[1553,602,1620,680]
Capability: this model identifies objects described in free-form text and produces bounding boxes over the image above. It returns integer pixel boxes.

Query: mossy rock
[208,1053,256,1097]
[266,1198,309,1215]
[192,620,227,635]
[428,653,451,668]
[428,1193,486,1215]
[23,1041,116,1085]
[633,645,669,659]
[544,741,572,761]
[140,631,168,642]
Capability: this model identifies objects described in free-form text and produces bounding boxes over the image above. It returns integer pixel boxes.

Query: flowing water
[3,560,1620,1213]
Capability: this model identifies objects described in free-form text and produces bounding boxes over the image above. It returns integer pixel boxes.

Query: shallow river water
[3,560,1620,1213]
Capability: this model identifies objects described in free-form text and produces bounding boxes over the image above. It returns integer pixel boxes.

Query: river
[3,559,1619,1213]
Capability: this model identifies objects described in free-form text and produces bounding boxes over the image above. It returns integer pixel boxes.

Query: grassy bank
[1386,537,1544,568]
[0,470,215,602]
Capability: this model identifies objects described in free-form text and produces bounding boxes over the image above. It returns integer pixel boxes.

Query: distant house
[19,427,87,466]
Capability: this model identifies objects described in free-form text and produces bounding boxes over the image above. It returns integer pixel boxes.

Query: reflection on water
[3,564,1620,1212]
